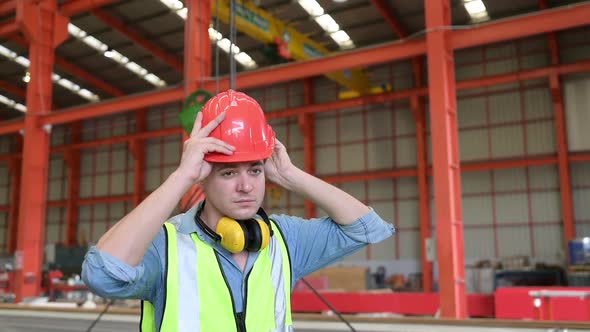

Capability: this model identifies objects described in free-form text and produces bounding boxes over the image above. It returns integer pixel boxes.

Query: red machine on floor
[0,269,14,293]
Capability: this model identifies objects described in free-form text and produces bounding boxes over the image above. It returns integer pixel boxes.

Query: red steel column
[410,58,433,293]
[132,110,147,207]
[425,0,467,318]
[65,123,81,245]
[300,79,317,218]
[540,0,576,244]
[7,137,22,253]
[64,121,82,246]
[180,0,211,211]
[368,2,433,286]
[411,60,433,292]
[14,0,68,301]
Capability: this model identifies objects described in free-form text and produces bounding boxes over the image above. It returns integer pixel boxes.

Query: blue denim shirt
[82,202,395,329]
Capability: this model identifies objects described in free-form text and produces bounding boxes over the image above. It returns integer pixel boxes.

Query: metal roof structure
[0,0,586,120]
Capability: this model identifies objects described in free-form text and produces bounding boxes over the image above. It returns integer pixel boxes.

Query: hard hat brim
[204,149,274,163]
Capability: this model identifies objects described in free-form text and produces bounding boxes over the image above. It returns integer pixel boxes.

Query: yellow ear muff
[256,219,271,251]
[216,217,246,253]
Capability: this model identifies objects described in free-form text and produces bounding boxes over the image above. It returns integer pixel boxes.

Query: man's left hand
[264,139,298,190]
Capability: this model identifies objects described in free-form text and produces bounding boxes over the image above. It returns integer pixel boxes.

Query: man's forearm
[285,168,370,225]
[96,170,193,266]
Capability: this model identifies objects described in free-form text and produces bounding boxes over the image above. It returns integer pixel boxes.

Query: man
[82,89,395,332]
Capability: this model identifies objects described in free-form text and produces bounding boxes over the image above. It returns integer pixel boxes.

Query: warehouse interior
[1,0,590,331]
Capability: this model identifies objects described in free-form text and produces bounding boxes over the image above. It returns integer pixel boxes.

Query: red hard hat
[201,89,275,163]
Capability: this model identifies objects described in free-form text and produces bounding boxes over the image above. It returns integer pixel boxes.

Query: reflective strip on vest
[141,220,292,332]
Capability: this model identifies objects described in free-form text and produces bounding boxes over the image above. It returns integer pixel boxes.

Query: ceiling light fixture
[0,44,100,102]
[159,0,258,69]
[296,0,355,49]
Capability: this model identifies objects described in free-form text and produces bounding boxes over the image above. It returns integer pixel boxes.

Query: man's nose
[237,174,253,193]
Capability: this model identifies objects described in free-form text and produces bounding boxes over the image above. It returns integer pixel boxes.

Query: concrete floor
[0,309,585,332]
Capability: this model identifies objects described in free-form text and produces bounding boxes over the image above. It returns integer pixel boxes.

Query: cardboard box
[306,266,368,291]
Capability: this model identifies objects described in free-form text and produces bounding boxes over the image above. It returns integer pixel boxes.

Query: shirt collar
[176,200,208,240]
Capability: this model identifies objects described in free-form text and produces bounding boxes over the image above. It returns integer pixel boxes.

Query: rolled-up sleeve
[81,233,164,301]
[272,207,395,282]
[338,208,395,243]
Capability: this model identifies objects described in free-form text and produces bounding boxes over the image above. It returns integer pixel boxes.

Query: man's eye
[250,168,262,175]
[222,171,235,177]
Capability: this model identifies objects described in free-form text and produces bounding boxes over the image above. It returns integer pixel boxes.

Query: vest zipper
[214,252,241,332]
[236,311,246,332]
[241,269,253,332]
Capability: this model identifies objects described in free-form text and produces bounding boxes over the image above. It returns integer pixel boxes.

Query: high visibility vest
[140,219,293,332]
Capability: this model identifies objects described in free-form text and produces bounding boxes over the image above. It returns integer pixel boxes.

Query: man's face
[201,161,266,220]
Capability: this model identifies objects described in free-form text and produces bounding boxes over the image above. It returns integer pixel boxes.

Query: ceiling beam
[91,9,183,73]
[0,81,26,99]
[60,0,121,17]
[0,2,588,132]
[0,0,16,16]
[42,86,183,126]
[0,120,24,135]
[10,35,125,97]
[370,0,408,37]
[55,57,126,97]
[0,20,18,38]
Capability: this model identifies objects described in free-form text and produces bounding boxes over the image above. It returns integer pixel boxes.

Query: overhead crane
[212,0,390,98]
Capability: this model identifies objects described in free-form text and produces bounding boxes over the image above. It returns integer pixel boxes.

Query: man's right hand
[176,111,235,184]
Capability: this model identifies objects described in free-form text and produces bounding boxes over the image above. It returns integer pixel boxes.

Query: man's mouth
[235,199,255,205]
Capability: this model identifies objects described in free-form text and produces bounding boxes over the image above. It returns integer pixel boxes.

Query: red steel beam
[457,60,590,89]
[370,0,407,37]
[47,194,133,207]
[461,156,557,172]
[0,152,20,162]
[540,0,576,244]
[216,39,426,92]
[1,58,590,136]
[323,168,418,184]
[451,3,590,51]
[0,0,16,16]
[570,154,590,163]
[0,120,22,136]
[14,0,68,302]
[60,0,121,17]
[0,20,18,37]
[41,87,182,128]
[51,127,182,153]
[425,0,467,318]
[28,154,589,196]
[0,80,26,99]
[92,9,183,73]
[271,58,590,121]
[301,78,317,218]
[267,88,429,120]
